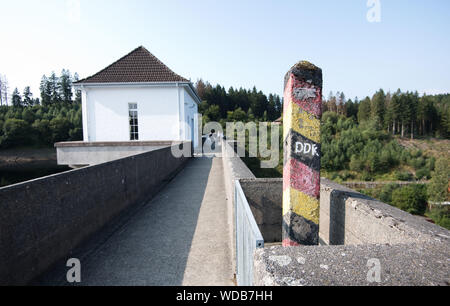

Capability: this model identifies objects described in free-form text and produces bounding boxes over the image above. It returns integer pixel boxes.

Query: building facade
[75,46,200,148]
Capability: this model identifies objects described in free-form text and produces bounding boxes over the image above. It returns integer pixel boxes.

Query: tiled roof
[75,46,189,84]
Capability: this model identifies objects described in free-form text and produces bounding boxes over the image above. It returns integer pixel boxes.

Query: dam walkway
[35,157,234,286]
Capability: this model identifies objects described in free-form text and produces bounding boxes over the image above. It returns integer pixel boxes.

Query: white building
[56,46,200,167]
[75,46,200,146]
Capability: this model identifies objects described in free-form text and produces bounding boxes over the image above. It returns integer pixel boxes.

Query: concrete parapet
[0,143,190,285]
[240,179,283,243]
[222,140,256,277]
[236,177,449,285]
[55,141,182,167]
[254,242,449,286]
[320,179,449,246]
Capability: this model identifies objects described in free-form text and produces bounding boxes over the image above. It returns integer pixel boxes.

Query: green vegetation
[0,70,82,149]
[1,73,448,228]
[425,207,450,230]
[359,184,449,230]
[196,79,283,124]
[427,157,450,203]
[321,112,437,182]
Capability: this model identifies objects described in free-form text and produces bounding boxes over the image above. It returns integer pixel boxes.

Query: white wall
[182,88,199,148]
[81,84,199,146]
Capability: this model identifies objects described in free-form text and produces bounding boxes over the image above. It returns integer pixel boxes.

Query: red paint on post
[283,158,320,198]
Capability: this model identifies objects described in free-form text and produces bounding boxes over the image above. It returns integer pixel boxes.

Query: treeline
[324,89,450,139]
[0,70,82,148]
[195,79,283,124]
[322,112,437,181]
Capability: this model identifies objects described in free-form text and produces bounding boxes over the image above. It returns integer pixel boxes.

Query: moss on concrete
[292,61,320,71]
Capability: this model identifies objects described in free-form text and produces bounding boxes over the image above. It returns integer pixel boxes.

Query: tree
[49,117,71,143]
[0,74,9,106]
[371,89,386,125]
[387,90,402,135]
[40,75,52,106]
[409,91,419,139]
[327,91,337,113]
[74,72,82,104]
[337,92,347,116]
[428,157,449,202]
[11,88,22,107]
[357,97,371,123]
[2,118,31,146]
[23,86,34,107]
[227,107,247,122]
[49,72,61,104]
[204,105,220,122]
[195,79,208,101]
[32,119,52,145]
[392,185,427,215]
[59,69,73,103]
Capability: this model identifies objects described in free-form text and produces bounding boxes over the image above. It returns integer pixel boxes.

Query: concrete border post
[282,61,323,246]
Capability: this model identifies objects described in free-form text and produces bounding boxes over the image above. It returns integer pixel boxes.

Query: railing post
[282,61,323,246]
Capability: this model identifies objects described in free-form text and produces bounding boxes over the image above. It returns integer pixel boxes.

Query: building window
[129,103,139,141]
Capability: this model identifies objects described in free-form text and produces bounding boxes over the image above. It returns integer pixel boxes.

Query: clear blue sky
[0,0,449,101]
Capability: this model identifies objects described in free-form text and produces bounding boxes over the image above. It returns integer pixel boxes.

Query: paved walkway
[36,157,234,286]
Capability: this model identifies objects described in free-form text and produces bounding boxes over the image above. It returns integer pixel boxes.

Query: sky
[0,0,449,102]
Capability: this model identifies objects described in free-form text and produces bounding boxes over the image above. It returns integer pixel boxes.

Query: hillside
[397,138,450,159]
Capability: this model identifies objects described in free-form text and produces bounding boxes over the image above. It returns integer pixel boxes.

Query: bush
[379,184,399,205]
[392,185,428,215]
[427,157,450,202]
[395,171,413,181]
[426,208,450,230]
[415,167,431,180]
[49,117,72,143]
[360,172,373,181]
[2,118,32,147]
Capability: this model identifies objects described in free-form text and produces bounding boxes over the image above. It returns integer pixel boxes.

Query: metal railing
[235,180,264,286]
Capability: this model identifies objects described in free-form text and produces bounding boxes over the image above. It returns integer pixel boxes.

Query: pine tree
[74,73,82,104]
[357,97,371,123]
[409,91,419,139]
[337,92,347,116]
[371,89,386,124]
[40,75,52,106]
[12,88,22,107]
[387,90,402,135]
[23,86,33,107]
[428,157,450,202]
[49,72,61,104]
[195,79,207,100]
[59,69,73,103]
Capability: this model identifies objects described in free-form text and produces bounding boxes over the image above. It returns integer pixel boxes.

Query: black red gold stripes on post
[282,61,323,247]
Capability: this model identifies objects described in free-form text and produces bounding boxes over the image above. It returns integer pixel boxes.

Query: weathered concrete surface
[254,242,450,286]
[182,158,234,286]
[250,178,450,286]
[55,141,178,167]
[240,179,283,243]
[222,140,256,277]
[0,143,189,286]
[34,157,234,286]
[320,179,450,246]
[239,178,450,246]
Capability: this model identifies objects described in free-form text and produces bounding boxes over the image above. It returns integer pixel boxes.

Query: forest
[0,71,82,148]
[0,74,448,228]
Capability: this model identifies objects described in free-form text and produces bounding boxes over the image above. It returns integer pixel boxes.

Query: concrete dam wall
[237,178,449,285]
[0,143,189,285]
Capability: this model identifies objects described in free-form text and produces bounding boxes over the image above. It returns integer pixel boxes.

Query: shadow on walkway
[33,157,231,286]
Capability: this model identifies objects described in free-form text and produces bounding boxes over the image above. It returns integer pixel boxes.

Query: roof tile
[75,46,189,84]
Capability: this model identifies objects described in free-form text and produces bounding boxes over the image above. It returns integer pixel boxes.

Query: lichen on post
[282,61,323,246]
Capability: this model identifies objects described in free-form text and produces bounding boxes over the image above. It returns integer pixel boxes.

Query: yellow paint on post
[283,188,320,225]
[284,101,321,144]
